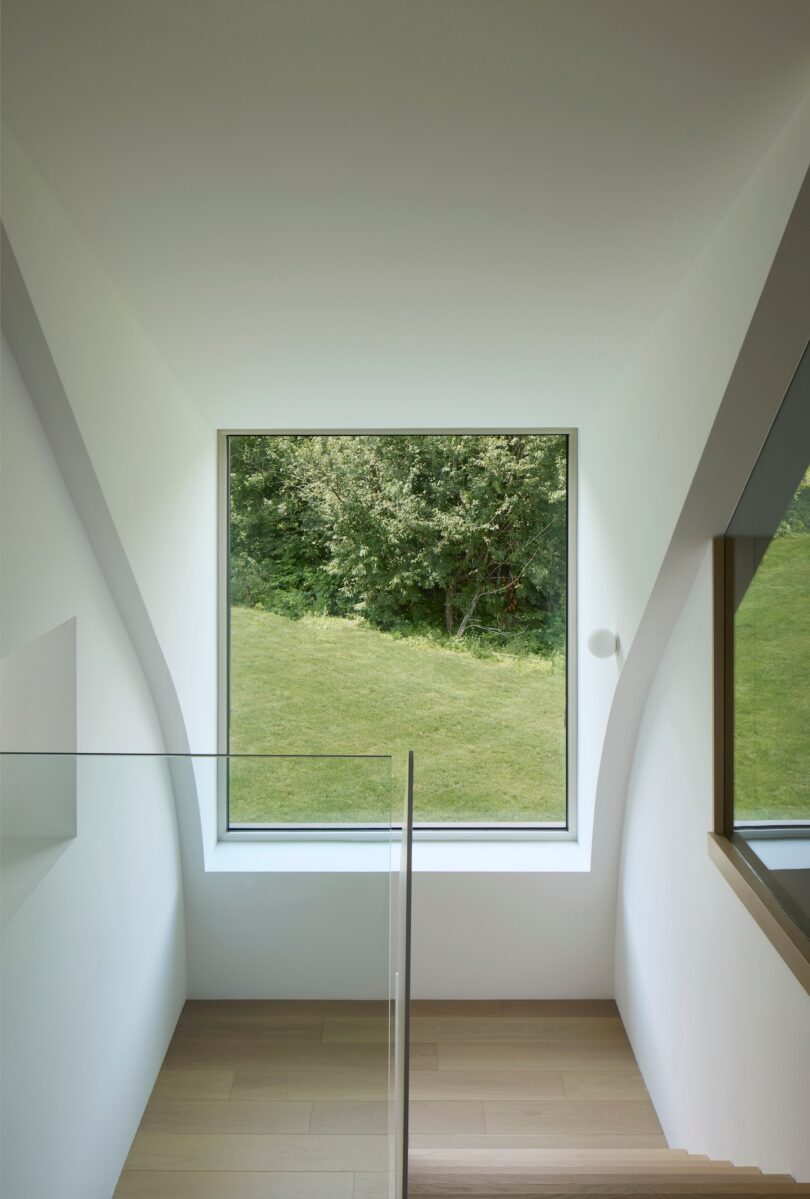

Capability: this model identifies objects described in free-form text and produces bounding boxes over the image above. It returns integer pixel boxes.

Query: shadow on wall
[0,619,77,922]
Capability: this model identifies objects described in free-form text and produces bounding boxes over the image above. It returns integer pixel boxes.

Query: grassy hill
[229,606,566,826]
[734,534,810,823]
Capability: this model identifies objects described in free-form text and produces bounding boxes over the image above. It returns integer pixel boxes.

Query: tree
[777,467,810,538]
[228,433,568,651]
[228,435,336,614]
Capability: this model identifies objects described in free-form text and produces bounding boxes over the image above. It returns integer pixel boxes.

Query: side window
[718,343,810,943]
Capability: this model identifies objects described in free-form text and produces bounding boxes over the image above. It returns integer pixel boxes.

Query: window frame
[217,428,578,843]
[712,535,810,994]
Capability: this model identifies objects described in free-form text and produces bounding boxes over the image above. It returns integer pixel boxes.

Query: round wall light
[587,628,619,659]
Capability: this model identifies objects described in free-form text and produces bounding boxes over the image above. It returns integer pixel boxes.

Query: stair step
[410,1149,761,1174]
[412,1185,810,1197]
[412,1150,739,1163]
[409,1148,810,1195]
[415,1193,810,1198]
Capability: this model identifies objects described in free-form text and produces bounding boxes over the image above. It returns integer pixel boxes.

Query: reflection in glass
[734,467,810,825]
[726,339,810,942]
[227,752,393,827]
[0,751,409,1195]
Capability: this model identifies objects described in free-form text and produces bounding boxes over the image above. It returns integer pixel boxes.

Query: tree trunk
[455,590,483,639]
[444,587,456,636]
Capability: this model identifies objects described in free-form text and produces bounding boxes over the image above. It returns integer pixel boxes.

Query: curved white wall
[609,105,810,1181]
[579,95,810,872]
[0,339,187,1199]
[616,552,810,1180]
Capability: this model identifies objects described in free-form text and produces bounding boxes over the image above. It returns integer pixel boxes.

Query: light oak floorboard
[409,1134,670,1150]
[408,1178,808,1196]
[114,1172,354,1198]
[410,1070,566,1101]
[165,1039,436,1070]
[139,1101,313,1134]
[124,1133,389,1173]
[231,1069,389,1101]
[353,1172,390,1198]
[173,1022,324,1043]
[323,1017,390,1044]
[419,1183,809,1192]
[410,1102,487,1135]
[407,1001,619,1017]
[413,1018,628,1043]
[149,1070,235,1102]
[438,1041,637,1071]
[164,1041,390,1069]
[308,1100,489,1135]
[561,1070,647,1100]
[412,1001,503,1017]
[310,1101,389,1134]
[498,1001,619,1018]
[183,1000,386,1019]
[483,1100,662,1136]
[410,1150,703,1167]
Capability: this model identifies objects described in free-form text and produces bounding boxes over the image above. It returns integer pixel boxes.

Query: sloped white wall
[606,104,810,1178]
[0,339,187,1199]
[578,95,810,873]
[616,551,810,1180]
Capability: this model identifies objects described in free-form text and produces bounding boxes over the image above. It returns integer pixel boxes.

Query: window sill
[708,832,810,997]
[207,836,591,875]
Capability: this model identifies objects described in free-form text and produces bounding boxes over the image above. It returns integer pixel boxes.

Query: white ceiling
[2,0,810,429]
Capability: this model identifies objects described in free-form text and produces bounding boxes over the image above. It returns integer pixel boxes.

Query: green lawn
[735,534,810,823]
[229,607,566,825]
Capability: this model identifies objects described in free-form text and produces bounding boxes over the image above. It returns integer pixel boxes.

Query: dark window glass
[727,343,810,937]
[734,469,810,825]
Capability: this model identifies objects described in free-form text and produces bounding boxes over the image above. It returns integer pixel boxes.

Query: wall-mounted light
[587,628,619,659]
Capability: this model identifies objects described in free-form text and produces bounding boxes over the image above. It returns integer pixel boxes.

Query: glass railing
[0,751,413,1198]
[225,751,394,829]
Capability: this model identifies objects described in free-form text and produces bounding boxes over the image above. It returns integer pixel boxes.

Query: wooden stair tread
[412,1184,810,1197]
[414,1146,747,1165]
[414,1192,810,1198]
[409,1147,809,1195]
[411,1181,805,1189]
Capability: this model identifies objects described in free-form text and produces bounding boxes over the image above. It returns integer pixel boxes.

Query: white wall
[591,97,810,1178]
[0,339,187,1199]
[0,132,617,1001]
[616,551,810,1180]
[1,53,809,1012]
[578,95,810,871]
[3,87,809,1005]
[0,17,808,1196]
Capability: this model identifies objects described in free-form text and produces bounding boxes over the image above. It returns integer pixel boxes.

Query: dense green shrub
[777,467,810,537]
[229,434,568,655]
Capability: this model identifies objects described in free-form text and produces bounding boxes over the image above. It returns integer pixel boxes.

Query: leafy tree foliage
[229,434,567,653]
[777,467,810,538]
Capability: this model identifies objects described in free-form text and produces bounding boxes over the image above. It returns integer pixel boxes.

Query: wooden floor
[114,1000,809,1197]
[114,999,655,1196]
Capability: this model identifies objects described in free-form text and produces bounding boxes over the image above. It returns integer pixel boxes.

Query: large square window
[220,432,575,833]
